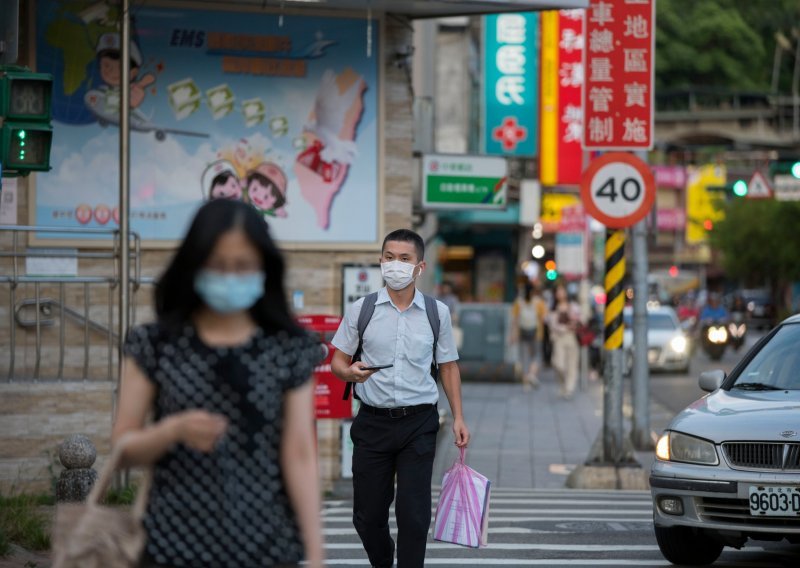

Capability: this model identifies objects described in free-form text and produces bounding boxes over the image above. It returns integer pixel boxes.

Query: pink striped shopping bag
[433,447,491,548]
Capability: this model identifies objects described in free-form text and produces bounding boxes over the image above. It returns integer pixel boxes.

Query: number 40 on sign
[580,153,656,229]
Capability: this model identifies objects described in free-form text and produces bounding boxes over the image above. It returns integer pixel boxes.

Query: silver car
[650,315,800,565]
[623,305,691,374]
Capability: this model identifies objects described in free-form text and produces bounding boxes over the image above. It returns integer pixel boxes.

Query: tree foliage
[710,199,800,298]
[656,0,800,91]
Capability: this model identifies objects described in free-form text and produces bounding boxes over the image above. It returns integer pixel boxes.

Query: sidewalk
[433,367,675,489]
[330,367,676,497]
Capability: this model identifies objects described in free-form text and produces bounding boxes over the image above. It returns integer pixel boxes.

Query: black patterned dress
[123,322,321,567]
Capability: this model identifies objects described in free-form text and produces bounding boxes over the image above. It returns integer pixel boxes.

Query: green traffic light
[792,162,800,179]
[546,269,558,281]
[733,180,748,197]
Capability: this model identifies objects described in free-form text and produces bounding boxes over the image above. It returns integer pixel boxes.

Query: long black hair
[155,199,302,336]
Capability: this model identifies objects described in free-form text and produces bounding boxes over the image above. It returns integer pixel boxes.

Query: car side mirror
[699,369,726,392]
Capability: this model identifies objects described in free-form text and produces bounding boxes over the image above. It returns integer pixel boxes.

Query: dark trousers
[350,405,440,568]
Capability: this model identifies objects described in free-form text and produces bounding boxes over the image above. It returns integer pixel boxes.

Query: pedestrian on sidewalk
[511,282,548,390]
[112,199,325,568]
[548,283,582,399]
[331,229,470,568]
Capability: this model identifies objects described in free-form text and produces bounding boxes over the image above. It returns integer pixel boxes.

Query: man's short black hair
[382,229,424,261]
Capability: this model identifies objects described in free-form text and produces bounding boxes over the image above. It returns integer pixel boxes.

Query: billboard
[35,1,380,246]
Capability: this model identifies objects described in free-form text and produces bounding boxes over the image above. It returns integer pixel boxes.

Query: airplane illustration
[84,89,209,141]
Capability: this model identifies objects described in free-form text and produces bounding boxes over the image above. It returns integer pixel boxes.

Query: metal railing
[0,225,154,381]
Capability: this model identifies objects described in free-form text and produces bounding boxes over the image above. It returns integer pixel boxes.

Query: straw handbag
[52,436,151,568]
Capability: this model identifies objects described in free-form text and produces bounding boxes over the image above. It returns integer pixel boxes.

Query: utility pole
[630,216,652,449]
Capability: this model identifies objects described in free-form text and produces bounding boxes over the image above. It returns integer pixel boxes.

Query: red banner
[582,0,654,150]
[556,11,584,184]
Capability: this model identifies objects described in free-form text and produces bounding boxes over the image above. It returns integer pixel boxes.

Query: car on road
[623,305,691,374]
[650,314,800,565]
[736,288,776,330]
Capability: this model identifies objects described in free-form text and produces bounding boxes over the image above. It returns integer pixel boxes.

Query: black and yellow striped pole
[603,229,626,463]
[604,230,626,349]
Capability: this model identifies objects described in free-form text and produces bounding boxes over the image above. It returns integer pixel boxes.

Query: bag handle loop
[85,432,152,520]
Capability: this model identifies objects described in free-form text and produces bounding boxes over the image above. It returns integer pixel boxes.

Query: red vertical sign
[582,0,654,150]
[556,10,584,184]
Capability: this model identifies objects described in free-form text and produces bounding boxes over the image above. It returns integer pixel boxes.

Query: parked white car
[651,315,800,565]
[623,305,691,374]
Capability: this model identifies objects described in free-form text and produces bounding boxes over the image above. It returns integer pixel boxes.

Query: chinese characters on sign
[540,10,585,186]
[582,0,654,150]
[422,154,508,209]
[482,13,539,156]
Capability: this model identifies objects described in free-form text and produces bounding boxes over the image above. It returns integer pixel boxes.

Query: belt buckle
[388,407,408,418]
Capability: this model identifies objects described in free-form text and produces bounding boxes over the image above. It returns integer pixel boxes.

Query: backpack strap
[423,294,441,381]
[342,292,378,401]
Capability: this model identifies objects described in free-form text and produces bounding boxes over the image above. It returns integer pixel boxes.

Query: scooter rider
[699,293,729,324]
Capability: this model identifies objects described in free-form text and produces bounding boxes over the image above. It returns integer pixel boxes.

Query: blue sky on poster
[36,2,379,243]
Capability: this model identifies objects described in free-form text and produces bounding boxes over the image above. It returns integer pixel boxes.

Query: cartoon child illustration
[245,162,288,218]
[201,160,243,201]
[87,32,155,122]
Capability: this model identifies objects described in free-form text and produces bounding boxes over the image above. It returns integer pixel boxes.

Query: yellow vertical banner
[539,11,559,186]
[685,164,727,244]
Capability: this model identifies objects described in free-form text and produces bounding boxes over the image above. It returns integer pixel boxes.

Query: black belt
[359,403,435,418]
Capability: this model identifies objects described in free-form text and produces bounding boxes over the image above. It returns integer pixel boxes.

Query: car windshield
[623,312,676,331]
[731,323,800,390]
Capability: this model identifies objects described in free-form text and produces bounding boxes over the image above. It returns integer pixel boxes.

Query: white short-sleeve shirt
[331,287,459,408]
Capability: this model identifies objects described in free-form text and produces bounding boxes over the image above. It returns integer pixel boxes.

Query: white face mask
[381,260,421,291]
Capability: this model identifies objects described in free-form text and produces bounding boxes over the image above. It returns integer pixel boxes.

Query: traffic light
[732,179,748,197]
[544,259,558,281]
[0,66,53,175]
[769,159,800,180]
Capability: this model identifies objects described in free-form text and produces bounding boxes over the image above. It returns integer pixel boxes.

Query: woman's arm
[112,356,228,467]
[280,381,325,568]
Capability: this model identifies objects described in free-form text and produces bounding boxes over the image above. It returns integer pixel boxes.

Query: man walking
[331,229,470,568]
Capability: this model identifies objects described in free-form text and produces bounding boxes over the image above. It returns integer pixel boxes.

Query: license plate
[749,486,800,516]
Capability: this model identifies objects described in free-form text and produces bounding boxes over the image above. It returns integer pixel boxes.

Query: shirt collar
[376,286,426,310]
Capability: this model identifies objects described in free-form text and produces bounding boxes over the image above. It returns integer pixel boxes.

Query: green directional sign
[422,154,507,210]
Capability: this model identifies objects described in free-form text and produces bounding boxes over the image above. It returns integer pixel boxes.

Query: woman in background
[512,283,547,390]
[112,199,324,567]
[548,284,582,400]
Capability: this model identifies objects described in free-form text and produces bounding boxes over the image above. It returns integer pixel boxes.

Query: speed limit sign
[580,153,656,229]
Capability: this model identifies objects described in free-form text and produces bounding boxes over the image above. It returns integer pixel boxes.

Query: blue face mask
[194,270,265,314]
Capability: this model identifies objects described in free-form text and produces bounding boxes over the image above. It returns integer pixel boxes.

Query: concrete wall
[1,14,415,494]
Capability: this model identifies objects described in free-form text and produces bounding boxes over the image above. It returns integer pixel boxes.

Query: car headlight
[669,335,687,354]
[655,431,719,465]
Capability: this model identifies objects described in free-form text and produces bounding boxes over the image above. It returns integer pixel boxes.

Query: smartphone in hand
[361,364,393,371]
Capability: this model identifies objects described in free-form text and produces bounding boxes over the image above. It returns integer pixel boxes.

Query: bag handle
[459,446,466,464]
[85,432,152,520]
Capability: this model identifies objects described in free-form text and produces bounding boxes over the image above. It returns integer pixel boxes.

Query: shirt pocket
[405,329,435,369]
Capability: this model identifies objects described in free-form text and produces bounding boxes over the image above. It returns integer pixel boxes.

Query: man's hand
[344,362,379,384]
[452,417,470,448]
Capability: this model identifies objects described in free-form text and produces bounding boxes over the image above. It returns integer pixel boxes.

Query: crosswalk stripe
[323,527,567,536]
[325,543,661,551]
[324,560,780,567]
[324,560,672,566]
[486,499,652,505]
[323,508,651,516]
[324,516,652,522]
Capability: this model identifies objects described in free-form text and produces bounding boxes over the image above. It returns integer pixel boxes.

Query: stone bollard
[55,434,99,503]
